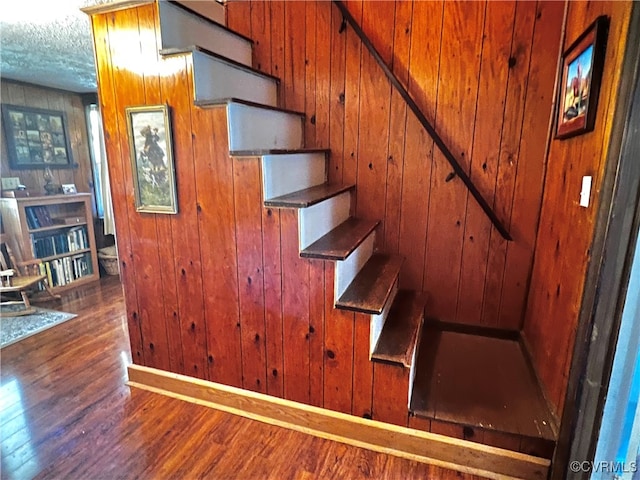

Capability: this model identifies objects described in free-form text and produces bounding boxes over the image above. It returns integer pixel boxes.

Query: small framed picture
[125,104,178,214]
[62,183,77,194]
[555,16,609,140]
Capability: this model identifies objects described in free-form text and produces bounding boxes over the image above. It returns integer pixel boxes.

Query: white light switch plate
[580,176,592,208]
[1,177,21,190]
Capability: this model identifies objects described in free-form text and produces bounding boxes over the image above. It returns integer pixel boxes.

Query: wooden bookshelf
[0,194,100,292]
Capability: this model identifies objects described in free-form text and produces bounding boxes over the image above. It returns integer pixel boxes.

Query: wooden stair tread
[265,184,354,208]
[301,218,379,260]
[230,148,329,157]
[336,254,403,314]
[410,326,558,441]
[195,98,305,117]
[371,290,426,367]
[159,45,280,82]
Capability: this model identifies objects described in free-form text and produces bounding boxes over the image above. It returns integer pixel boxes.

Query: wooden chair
[0,240,59,316]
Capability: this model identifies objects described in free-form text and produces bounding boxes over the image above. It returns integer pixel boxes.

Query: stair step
[172,1,226,26]
[197,99,305,151]
[265,184,354,209]
[336,254,404,314]
[301,218,379,260]
[159,2,252,67]
[231,148,330,157]
[371,290,426,367]
[161,46,279,107]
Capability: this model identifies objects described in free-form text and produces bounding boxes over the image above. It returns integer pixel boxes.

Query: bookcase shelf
[0,194,100,293]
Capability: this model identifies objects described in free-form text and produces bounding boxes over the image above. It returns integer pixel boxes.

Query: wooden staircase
[163,0,425,425]
[98,0,557,460]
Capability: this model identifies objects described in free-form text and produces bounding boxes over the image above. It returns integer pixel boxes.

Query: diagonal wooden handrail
[333,1,512,241]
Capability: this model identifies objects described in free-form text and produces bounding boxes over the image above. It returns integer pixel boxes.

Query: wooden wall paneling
[108,7,170,371]
[328,4,346,184]
[354,1,394,225]
[399,0,443,290]
[233,158,267,393]
[351,312,372,418]
[250,0,272,74]
[372,362,409,427]
[314,1,331,149]
[382,0,412,255]
[284,1,306,112]
[499,1,565,329]
[193,106,242,387]
[457,1,516,326]
[262,202,284,398]
[91,13,144,364]
[323,261,354,414]
[430,419,464,440]
[153,21,209,379]
[342,0,362,189]
[143,5,184,374]
[524,0,633,416]
[280,208,311,404]
[226,0,251,38]
[270,2,285,94]
[304,0,317,148]
[308,260,325,407]
[69,95,92,194]
[423,1,485,323]
[481,1,537,327]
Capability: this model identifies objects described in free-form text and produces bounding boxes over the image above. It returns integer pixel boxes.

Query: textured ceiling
[0,0,114,93]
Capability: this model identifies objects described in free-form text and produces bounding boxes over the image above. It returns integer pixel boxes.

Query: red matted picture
[555,16,609,140]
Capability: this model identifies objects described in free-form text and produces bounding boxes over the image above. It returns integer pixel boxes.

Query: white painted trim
[298,192,351,251]
[192,52,278,106]
[158,2,252,66]
[173,0,226,25]
[227,103,304,152]
[334,232,375,301]
[408,316,424,408]
[369,280,398,357]
[261,153,327,201]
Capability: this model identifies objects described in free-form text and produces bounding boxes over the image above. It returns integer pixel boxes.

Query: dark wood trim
[332,1,512,241]
[159,45,281,83]
[264,184,354,209]
[167,0,255,45]
[552,4,640,478]
[195,98,305,117]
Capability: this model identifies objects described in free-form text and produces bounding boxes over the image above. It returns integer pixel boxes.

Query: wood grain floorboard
[1,276,486,479]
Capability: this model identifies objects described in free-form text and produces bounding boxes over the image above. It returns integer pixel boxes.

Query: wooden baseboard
[128,364,550,480]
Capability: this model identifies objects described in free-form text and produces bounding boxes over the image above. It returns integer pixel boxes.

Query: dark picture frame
[125,104,178,214]
[555,16,609,140]
[1,104,75,169]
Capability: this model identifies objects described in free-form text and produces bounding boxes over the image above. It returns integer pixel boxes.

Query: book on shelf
[31,226,89,259]
[38,252,93,288]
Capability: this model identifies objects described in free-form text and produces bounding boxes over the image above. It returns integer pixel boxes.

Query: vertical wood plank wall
[228,0,563,330]
[0,80,93,197]
[90,0,576,423]
[524,0,633,419]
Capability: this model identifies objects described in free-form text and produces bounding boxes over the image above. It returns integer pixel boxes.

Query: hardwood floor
[1,276,485,479]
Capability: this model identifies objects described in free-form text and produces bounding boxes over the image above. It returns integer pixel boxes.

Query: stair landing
[410,324,558,457]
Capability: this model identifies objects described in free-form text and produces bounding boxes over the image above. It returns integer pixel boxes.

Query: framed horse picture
[125,104,178,214]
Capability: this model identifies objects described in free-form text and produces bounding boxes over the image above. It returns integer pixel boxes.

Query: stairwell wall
[227,0,564,330]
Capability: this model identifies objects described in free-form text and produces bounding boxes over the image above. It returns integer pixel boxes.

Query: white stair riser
[407,317,424,408]
[227,103,304,151]
[193,52,278,106]
[173,0,226,26]
[262,153,327,201]
[159,2,252,67]
[369,280,399,357]
[334,231,375,301]
[298,192,351,252]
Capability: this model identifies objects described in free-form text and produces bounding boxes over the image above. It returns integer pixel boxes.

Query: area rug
[0,307,77,348]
